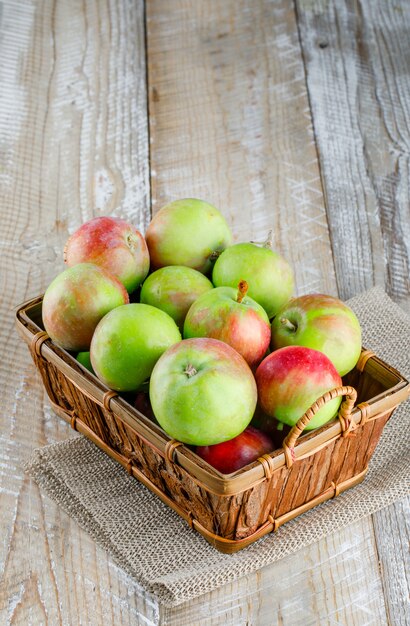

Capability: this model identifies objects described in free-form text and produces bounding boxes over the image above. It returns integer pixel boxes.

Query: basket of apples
[15,199,410,553]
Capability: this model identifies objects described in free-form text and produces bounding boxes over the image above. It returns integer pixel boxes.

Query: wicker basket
[16,295,410,553]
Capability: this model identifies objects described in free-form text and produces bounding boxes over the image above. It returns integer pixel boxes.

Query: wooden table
[1,1,409,624]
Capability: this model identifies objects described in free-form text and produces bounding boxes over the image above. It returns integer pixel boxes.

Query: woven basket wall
[16,296,410,553]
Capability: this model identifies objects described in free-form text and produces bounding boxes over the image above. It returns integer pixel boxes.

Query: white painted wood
[0,1,154,624]
[160,519,387,625]
[372,497,410,626]
[146,0,337,297]
[296,0,410,307]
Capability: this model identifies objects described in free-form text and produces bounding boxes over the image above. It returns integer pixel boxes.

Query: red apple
[42,263,129,351]
[255,346,343,430]
[251,408,293,450]
[134,391,157,423]
[196,426,274,474]
[271,294,362,376]
[145,198,233,274]
[183,281,270,368]
[149,338,257,446]
[64,216,150,293]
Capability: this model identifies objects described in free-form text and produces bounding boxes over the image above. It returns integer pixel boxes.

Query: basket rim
[15,295,410,497]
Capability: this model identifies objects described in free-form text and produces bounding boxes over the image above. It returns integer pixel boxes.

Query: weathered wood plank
[296,0,410,307]
[297,2,410,624]
[146,0,337,296]
[0,0,154,624]
[372,497,410,626]
[160,518,387,626]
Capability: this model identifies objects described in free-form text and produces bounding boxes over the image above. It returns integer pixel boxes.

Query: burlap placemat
[25,287,410,607]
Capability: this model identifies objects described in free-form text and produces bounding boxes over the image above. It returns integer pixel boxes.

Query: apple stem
[126,233,137,251]
[209,250,221,262]
[264,230,273,249]
[236,280,249,303]
[250,229,274,249]
[280,317,297,332]
[184,363,197,378]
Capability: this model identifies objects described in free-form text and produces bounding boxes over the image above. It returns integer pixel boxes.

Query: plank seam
[143,0,153,220]
[371,513,393,626]
[293,0,340,297]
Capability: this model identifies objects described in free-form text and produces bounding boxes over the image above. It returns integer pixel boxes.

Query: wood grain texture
[146,0,337,297]
[297,2,410,624]
[296,0,410,307]
[0,0,154,624]
[160,518,387,626]
[372,497,410,625]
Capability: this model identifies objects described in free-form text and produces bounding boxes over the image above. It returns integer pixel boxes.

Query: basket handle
[282,385,357,468]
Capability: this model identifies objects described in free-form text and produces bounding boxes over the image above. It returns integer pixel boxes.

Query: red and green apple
[183,281,270,368]
[196,426,273,474]
[42,263,129,352]
[64,216,150,293]
[255,346,343,430]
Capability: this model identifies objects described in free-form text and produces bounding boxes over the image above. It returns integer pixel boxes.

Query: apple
[271,294,362,376]
[134,391,157,424]
[42,263,129,351]
[140,266,213,330]
[76,351,94,374]
[64,216,150,293]
[212,239,294,318]
[251,402,289,435]
[251,409,293,450]
[183,281,271,368]
[255,346,343,430]
[145,198,233,274]
[196,426,274,474]
[149,338,257,446]
[90,303,181,392]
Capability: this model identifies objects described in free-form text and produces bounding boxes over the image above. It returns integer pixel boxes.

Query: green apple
[90,304,181,391]
[212,241,294,318]
[140,266,213,329]
[149,338,257,446]
[145,198,233,274]
[76,351,94,374]
[271,294,362,376]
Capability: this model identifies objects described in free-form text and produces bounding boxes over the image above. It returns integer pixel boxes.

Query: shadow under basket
[16,296,410,553]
